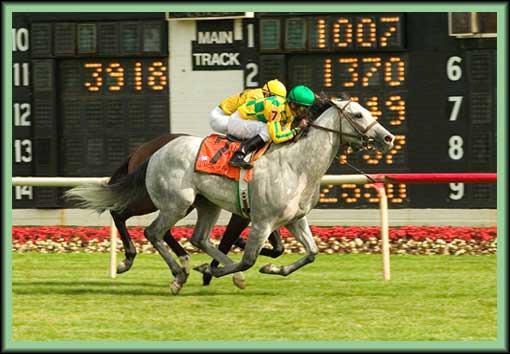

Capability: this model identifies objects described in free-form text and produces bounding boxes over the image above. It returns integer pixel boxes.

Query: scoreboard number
[14,139,32,163]
[15,186,33,200]
[13,62,30,86]
[83,60,168,92]
[13,103,31,126]
[319,183,408,206]
[448,135,464,160]
[12,28,30,52]
[449,183,464,200]
[245,62,259,87]
[446,56,463,81]
[448,96,463,121]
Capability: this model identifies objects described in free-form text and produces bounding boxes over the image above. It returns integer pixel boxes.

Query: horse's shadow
[11,280,278,297]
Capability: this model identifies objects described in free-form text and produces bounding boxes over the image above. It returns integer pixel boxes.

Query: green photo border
[2,2,507,351]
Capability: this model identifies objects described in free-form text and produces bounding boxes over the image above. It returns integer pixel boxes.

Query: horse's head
[334,99,395,154]
[304,92,394,154]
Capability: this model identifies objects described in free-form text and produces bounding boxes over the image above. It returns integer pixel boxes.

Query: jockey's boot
[229,135,266,169]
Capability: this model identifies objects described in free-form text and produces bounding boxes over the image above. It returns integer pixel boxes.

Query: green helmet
[287,85,315,106]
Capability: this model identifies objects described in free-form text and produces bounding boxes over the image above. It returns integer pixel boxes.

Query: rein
[308,122,360,140]
[307,100,379,147]
[305,99,381,183]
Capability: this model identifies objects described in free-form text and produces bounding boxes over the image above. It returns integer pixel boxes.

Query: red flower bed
[12,225,497,242]
[11,226,497,255]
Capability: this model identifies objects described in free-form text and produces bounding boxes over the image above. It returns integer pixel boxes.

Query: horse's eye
[354,113,363,119]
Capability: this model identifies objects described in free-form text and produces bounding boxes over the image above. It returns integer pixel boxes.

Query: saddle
[194,133,270,183]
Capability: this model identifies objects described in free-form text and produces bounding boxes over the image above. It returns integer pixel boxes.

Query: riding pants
[227,111,270,142]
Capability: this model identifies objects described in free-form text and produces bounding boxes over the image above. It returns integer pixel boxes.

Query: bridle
[307,100,380,150]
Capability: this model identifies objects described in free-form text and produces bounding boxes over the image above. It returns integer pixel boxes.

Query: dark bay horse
[107,133,284,286]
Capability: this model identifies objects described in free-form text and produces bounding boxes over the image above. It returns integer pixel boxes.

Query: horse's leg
[235,229,285,258]
[163,231,191,275]
[111,211,137,274]
[210,223,272,278]
[189,198,238,270]
[259,216,318,276]
[144,212,188,295]
[163,205,195,274]
[200,214,250,287]
[265,229,285,258]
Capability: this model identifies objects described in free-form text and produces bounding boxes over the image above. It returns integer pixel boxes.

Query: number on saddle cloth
[194,134,269,182]
[195,134,243,181]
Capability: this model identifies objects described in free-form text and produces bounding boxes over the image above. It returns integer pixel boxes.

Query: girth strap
[238,163,251,218]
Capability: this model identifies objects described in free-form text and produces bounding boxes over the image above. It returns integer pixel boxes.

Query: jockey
[228,85,316,169]
[209,79,287,134]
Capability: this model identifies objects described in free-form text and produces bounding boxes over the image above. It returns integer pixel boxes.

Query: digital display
[325,55,406,89]
[120,23,139,53]
[58,59,168,94]
[13,14,170,208]
[285,51,410,207]
[30,20,165,58]
[77,23,96,54]
[309,17,328,50]
[59,58,169,177]
[285,18,307,50]
[261,14,405,52]
[12,12,496,210]
[260,18,281,50]
[54,22,76,55]
[143,23,162,52]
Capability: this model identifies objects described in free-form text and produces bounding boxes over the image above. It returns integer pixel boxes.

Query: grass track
[11,253,496,341]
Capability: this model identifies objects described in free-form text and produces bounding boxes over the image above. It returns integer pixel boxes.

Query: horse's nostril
[385,135,394,143]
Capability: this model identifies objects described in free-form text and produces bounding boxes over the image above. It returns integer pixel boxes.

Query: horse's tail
[64,160,150,214]
[108,156,130,185]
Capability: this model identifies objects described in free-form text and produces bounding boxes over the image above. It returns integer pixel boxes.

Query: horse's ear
[337,92,351,101]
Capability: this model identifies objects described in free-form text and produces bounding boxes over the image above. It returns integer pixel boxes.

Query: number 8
[448,135,464,160]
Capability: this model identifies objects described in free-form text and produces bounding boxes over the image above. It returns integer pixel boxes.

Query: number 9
[449,183,464,200]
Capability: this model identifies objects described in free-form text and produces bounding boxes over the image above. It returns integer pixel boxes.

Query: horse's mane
[307,91,351,122]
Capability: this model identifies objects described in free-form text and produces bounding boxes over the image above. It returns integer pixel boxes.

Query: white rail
[12,177,109,187]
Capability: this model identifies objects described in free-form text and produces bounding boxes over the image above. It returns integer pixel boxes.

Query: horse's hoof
[259,263,280,274]
[177,270,189,285]
[193,263,211,275]
[179,256,191,275]
[232,272,246,289]
[116,261,131,274]
[170,280,182,295]
[170,271,188,295]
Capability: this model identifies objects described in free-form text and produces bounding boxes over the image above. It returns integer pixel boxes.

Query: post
[109,219,118,279]
[374,183,391,281]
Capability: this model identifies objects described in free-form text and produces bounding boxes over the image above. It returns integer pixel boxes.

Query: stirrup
[229,153,253,169]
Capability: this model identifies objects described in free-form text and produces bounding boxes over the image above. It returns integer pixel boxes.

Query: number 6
[447,56,462,81]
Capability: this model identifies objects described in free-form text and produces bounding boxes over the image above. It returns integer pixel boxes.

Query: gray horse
[66,98,394,295]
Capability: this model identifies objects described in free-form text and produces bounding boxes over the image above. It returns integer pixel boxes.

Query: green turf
[11,253,496,341]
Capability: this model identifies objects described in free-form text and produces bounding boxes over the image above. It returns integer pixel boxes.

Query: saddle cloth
[194,133,269,182]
